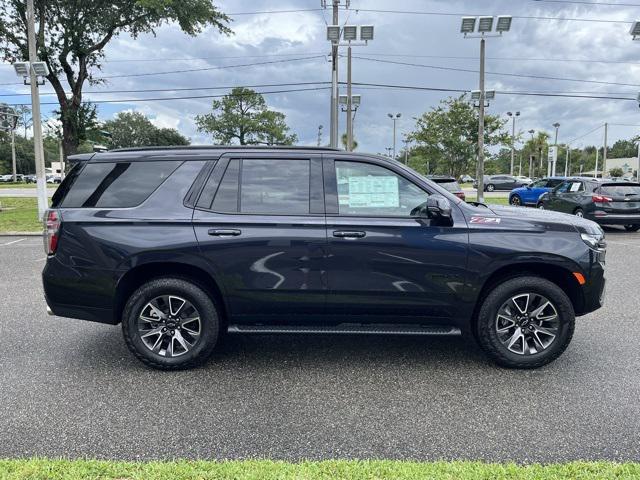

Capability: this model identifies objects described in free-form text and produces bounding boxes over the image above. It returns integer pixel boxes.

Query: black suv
[43,146,606,370]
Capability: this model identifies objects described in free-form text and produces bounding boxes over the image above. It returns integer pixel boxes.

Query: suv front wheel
[122,277,220,370]
[476,275,575,368]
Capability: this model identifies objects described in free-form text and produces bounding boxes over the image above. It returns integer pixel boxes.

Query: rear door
[192,153,327,322]
[322,156,468,323]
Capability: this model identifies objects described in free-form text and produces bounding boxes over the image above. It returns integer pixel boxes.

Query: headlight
[581,233,605,250]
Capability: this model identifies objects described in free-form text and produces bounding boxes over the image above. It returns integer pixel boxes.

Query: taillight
[592,195,613,204]
[44,209,61,255]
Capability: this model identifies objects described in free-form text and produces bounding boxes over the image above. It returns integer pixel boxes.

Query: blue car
[509,177,566,207]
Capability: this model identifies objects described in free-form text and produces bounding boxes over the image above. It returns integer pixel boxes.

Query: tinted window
[530,179,547,188]
[61,161,181,208]
[50,162,83,207]
[335,161,429,216]
[547,179,564,188]
[211,160,240,212]
[240,159,310,214]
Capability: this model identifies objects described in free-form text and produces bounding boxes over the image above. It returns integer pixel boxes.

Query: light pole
[528,129,535,179]
[317,125,323,146]
[551,122,560,177]
[12,0,49,218]
[403,137,411,164]
[327,23,373,151]
[387,113,401,159]
[461,15,512,202]
[506,111,520,176]
[385,147,393,157]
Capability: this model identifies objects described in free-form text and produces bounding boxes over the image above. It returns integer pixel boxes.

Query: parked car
[426,175,465,201]
[473,175,527,192]
[46,175,62,184]
[509,177,566,207]
[537,178,640,231]
[43,146,606,370]
[0,174,13,182]
[515,175,533,185]
[459,174,475,183]
[24,174,37,183]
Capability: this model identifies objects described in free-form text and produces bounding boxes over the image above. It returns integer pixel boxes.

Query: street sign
[548,146,558,164]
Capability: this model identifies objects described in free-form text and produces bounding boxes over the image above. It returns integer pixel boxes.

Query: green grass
[466,196,510,206]
[0,197,42,233]
[0,459,638,480]
[0,182,36,188]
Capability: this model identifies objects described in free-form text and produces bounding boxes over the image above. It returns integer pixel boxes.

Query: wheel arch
[114,262,227,326]
[470,262,585,333]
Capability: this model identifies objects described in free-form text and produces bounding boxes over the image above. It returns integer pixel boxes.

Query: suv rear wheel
[122,277,220,370]
[624,224,640,232]
[476,276,575,368]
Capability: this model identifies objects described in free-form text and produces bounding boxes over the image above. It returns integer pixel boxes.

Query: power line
[566,124,604,144]
[343,7,633,24]
[349,55,640,88]
[227,8,323,16]
[5,86,331,107]
[533,0,640,6]
[0,81,332,97]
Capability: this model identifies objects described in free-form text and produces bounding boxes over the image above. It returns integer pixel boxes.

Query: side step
[227,324,461,336]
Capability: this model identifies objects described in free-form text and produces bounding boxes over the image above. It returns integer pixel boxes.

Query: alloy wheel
[495,293,560,355]
[138,295,201,357]
[510,196,521,206]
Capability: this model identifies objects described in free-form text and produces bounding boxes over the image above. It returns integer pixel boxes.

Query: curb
[0,232,41,236]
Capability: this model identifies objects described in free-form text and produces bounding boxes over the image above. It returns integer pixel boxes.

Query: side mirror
[426,194,453,224]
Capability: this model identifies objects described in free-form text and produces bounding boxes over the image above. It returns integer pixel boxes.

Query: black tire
[486,184,495,192]
[537,202,545,209]
[475,275,575,369]
[574,208,584,218]
[509,194,522,206]
[624,224,640,232]
[122,277,220,370]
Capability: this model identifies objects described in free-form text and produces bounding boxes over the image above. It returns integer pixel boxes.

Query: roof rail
[110,145,343,153]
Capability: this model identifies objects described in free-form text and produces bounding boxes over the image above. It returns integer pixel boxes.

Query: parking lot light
[460,17,476,34]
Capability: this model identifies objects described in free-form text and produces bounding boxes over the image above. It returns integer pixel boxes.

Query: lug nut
[162,327,167,332]
[170,330,175,335]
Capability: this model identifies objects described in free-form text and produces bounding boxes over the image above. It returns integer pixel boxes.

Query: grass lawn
[0,459,638,479]
[0,182,36,188]
[0,197,42,233]
[466,196,510,206]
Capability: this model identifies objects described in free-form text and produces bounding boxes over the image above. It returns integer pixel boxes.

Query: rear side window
[61,161,181,208]
[600,184,640,196]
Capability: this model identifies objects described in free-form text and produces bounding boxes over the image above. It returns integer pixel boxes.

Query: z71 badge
[470,216,501,224]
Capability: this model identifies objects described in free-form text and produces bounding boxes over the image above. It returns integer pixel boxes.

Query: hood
[485,204,603,235]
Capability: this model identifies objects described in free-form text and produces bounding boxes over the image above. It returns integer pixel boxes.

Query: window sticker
[569,182,581,192]
[345,175,399,208]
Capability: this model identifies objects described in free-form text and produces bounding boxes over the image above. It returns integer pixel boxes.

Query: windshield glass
[600,184,640,196]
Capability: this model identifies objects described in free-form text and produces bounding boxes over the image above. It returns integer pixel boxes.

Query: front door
[193,154,327,322]
[323,157,468,323]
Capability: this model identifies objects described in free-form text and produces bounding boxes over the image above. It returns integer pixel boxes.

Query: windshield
[599,184,640,197]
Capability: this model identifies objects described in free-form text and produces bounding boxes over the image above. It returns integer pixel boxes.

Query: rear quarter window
[60,160,182,208]
[599,184,640,196]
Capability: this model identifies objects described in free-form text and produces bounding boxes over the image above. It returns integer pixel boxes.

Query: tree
[609,167,624,178]
[195,87,297,145]
[409,95,508,178]
[608,139,637,159]
[102,111,189,149]
[341,133,358,151]
[0,0,230,158]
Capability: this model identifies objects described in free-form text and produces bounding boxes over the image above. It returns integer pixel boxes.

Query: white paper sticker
[346,176,399,208]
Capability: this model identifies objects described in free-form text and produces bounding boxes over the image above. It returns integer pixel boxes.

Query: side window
[555,181,570,193]
[61,161,181,208]
[547,179,563,188]
[335,161,429,216]
[240,159,310,214]
[531,179,547,188]
[211,160,240,212]
[568,181,584,193]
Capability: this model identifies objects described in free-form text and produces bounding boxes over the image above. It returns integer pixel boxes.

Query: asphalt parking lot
[0,231,639,462]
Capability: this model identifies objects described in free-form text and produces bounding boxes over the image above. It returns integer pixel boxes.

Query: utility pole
[552,122,560,177]
[528,129,535,179]
[603,122,608,177]
[518,151,522,176]
[27,0,48,218]
[403,137,410,164]
[317,125,323,146]
[11,130,17,182]
[330,0,339,148]
[564,147,570,176]
[595,147,599,179]
[346,45,353,151]
[477,37,486,202]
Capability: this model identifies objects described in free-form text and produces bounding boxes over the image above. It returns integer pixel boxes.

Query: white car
[0,174,14,182]
[516,175,533,184]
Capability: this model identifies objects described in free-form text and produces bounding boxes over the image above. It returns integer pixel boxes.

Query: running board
[227,324,461,336]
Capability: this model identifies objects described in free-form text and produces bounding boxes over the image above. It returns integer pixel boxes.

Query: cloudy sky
[2,0,640,154]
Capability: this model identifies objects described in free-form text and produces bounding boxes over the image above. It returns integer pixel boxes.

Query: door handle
[333,230,366,238]
[208,228,241,236]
